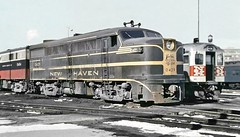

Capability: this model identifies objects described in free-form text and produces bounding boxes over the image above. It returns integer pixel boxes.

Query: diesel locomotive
[0,22,226,103]
[0,22,185,104]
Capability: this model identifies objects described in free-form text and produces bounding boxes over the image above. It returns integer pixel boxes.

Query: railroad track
[0,100,240,134]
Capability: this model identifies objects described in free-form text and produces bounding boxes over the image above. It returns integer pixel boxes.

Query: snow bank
[106,120,240,137]
[0,123,85,134]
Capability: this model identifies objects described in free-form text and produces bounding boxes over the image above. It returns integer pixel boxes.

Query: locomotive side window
[217,54,223,65]
[111,35,117,47]
[195,53,203,64]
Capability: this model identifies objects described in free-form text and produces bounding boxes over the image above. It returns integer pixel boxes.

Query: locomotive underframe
[27,77,184,104]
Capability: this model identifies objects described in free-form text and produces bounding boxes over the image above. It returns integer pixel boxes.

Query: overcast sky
[1,0,240,51]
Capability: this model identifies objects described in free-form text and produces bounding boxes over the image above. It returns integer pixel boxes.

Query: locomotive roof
[183,42,223,51]
[29,27,162,49]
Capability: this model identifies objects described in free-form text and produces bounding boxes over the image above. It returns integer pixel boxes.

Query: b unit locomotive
[0,22,185,104]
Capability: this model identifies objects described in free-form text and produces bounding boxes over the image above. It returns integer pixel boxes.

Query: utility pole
[198,0,200,40]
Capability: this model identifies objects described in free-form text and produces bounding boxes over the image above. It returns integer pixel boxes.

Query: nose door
[206,52,215,81]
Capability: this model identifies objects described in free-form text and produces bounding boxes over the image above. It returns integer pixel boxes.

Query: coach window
[183,55,189,63]
[217,54,223,65]
[9,53,14,60]
[195,53,203,64]
[15,53,18,59]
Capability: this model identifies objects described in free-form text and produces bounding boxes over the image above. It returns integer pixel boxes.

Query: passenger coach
[0,47,30,92]
[183,37,224,100]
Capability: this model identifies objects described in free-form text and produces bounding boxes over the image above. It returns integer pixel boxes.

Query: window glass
[120,30,144,40]
[183,55,189,63]
[9,54,14,60]
[195,53,203,64]
[206,55,212,65]
[146,31,162,37]
[217,54,223,65]
[111,35,117,47]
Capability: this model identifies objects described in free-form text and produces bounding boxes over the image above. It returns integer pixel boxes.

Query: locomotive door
[101,38,109,80]
[206,52,215,81]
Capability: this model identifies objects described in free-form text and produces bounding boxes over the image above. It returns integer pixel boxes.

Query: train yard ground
[0,90,240,137]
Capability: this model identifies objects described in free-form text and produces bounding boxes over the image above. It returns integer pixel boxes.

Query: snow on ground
[0,123,114,137]
[221,92,240,96]
[26,110,41,115]
[0,119,15,125]
[190,115,206,118]
[105,120,240,137]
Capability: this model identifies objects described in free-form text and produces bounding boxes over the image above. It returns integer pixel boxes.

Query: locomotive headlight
[165,41,174,50]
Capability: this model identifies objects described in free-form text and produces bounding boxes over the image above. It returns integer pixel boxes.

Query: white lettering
[73,70,99,76]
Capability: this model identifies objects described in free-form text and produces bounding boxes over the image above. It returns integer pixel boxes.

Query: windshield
[120,30,162,40]
[146,31,162,37]
[121,30,144,40]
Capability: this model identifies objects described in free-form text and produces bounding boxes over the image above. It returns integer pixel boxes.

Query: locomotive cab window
[146,31,162,38]
[195,53,203,64]
[120,30,144,40]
